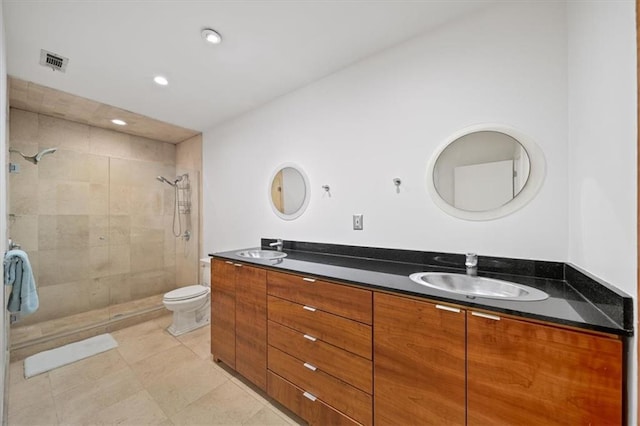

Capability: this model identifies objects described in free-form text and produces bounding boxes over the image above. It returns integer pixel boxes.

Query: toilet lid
[164,285,209,301]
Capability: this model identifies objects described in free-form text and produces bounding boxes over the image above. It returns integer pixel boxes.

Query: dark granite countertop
[210,240,633,337]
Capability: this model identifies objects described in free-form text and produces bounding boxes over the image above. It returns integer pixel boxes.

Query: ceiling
[4,1,494,134]
[9,77,200,143]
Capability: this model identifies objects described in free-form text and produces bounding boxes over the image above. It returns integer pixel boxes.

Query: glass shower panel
[175,168,200,287]
[107,158,177,319]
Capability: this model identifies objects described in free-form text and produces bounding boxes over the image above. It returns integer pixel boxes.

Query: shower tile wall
[8,108,183,326]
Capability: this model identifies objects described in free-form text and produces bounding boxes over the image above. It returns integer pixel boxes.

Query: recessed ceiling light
[154,76,168,86]
[201,28,222,44]
[111,119,127,126]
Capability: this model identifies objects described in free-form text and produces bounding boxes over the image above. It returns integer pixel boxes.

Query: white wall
[567,1,637,299]
[0,0,8,421]
[203,1,636,421]
[203,1,568,260]
[567,1,637,424]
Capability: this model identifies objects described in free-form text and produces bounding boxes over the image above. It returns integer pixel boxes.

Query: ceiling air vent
[39,49,69,72]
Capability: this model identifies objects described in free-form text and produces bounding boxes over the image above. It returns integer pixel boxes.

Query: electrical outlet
[353,214,363,230]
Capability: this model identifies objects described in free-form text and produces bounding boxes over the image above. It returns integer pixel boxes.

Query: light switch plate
[353,214,363,230]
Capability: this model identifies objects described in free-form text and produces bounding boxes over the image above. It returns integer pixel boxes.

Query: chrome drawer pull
[233,263,243,267]
[224,261,233,265]
[472,311,500,321]
[303,334,317,342]
[302,277,316,283]
[303,362,317,371]
[303,391,317,402]
[436,304,461,313]
[303,305,316,312]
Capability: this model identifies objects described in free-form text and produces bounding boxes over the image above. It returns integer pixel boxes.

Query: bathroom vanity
[210,240,631,426]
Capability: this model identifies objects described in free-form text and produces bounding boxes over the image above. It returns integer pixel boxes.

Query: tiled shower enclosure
[7,108,200,334]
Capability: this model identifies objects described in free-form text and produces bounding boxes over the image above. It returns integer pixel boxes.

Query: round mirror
[269,163,310,220]
[427,125,545,221]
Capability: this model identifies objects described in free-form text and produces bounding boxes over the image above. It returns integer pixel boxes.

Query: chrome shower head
[35,148,57,162]
[9,147,57,165]
[156,176,176,187]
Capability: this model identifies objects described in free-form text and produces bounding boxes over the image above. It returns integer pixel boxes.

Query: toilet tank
[200,258,212,286]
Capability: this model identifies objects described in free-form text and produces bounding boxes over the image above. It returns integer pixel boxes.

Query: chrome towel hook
[393,178,402,193]
[7,239,21,250]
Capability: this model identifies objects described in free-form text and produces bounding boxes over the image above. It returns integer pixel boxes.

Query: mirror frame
[426,124,546,221]
[268,162,311,221]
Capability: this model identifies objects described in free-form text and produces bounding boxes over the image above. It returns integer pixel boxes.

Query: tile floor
[7,314,303,425]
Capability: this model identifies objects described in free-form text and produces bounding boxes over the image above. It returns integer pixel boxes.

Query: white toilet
[163,258,211,336]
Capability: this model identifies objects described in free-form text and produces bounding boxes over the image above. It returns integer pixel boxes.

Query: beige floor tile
[243,406,292,425]
[53,367,143,424]
[184,338,212,361]
[48,363,91,398]
[9,360,26,385]
[231,375,271,406]
[144,359,229,417]
[8,365,51,413]
[130,345,201,386]
[8,391,59,426]
[82,389,168,425]
[49,349,128,396]
[152,312,174,329]
[170,380,264,425]
[210,358,240,380]
[268,401,305,426]
[177,325,211,359]
[116,328,181,365]
[9,315,301,426]
[176,323,209,345]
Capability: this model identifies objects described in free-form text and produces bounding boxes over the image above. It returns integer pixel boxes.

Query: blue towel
[3,249,39,316]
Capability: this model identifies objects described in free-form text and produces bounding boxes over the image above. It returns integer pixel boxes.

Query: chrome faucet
[465,253,478,276]
[269,239,284,252]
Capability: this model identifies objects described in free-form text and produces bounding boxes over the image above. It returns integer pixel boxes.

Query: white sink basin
[409,272,548,301]
[236,249,288,260]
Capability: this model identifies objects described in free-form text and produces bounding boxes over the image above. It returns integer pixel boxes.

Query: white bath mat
[24,333,118,378]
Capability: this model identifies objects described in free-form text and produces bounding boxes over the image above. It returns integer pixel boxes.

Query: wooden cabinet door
[211,260,236,368]
[373,293,466,426]
[467,311,623,425]
[235,265,267,391]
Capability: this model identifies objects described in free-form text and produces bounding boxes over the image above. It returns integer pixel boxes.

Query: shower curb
[10,306,167,361]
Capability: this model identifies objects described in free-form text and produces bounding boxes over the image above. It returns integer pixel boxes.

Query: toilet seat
[164,285,209,301]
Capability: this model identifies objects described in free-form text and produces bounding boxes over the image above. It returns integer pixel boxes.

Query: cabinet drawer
[268,270,372,324]
[267,371,359,426]
[268,320,372,394]
[268,295,372,359]
[269,346,372,426]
